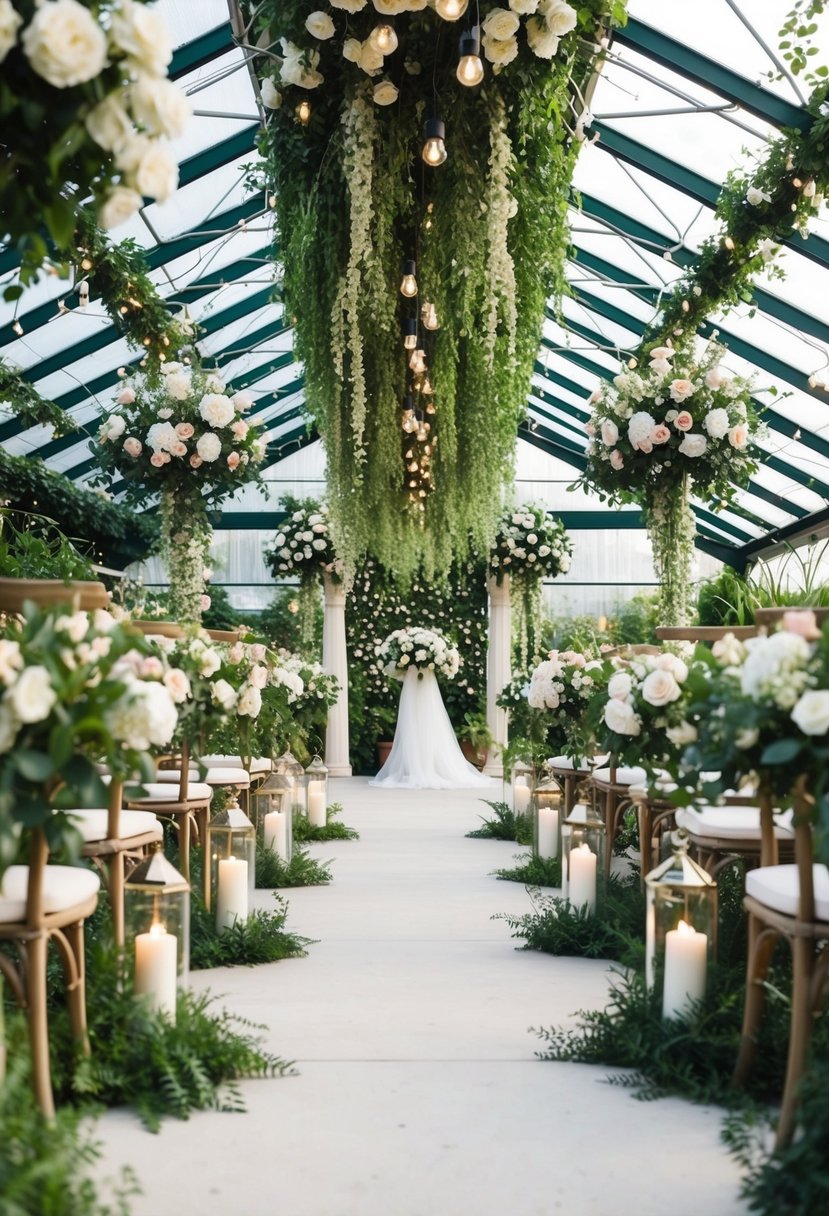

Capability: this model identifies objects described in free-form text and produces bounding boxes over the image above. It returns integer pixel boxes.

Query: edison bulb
[297,98,311,124]
[435,0,468,18]
[402,319,418,349]
[369,23,398,54]
[422,119,447,167]
[400,259,418,297]
[457,33,484,86]
[421,301,440,330]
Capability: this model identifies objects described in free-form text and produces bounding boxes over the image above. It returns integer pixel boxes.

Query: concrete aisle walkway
[97,779,747,1216]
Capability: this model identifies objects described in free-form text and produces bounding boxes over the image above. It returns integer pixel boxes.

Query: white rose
[703,408,729,440]
[133,140,178,202]
[604,697,641,736]
[666,720,698,746]
[211,678,238,711]
[7,666,56,724]
[539,0,578,34]
[628,410,656,447]
[331,0,367,9]
[526,17,560,57]
[358,41,384,74]
[163,668,191,704]
[237,684,263,718]
[260,78,281,108]
[0,0,22,64]
[712,633,746,666]
[482,7,520,39]
[678,433,708,458]
[791,690,829,736]
[607,671,632,700]
[600,419,619,446]
[99,185,143,230]
[22,0,107,88]
[705,366,730,390]
[165,373,191,401]
[343,37,362,62]
[130,75,191,140]
[483,34,519,65]
[110,0,172,76]
[746,186,771,206]
[199,393,235,428]
[306,10,335,38]
[655,652,689,682]
[509,0,539,11]
[85,94,134,153]
[279,38,324,88]
[103,414,126,441]
[641,668,681,707]
[373,79,399,104]
[649,357,671,376]
[736,727,759,749]
[196,432,222,462]
[0,639,23,683]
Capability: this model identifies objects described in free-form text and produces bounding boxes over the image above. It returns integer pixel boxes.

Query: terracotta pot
[460,739,487,770]
[0,577,108,614]
[376,740,393,769]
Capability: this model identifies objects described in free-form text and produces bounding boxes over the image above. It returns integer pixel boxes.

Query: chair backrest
[106,777,124,842]
[24,829,48,928]
[156,741,191,803]
[655,626,760,643]
[758,775,816,922]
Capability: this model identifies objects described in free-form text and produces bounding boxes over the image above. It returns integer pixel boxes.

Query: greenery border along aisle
[493,853,562,887]
[466,800,533,844]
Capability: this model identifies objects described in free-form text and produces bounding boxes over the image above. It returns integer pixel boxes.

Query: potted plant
[457,711,493,771]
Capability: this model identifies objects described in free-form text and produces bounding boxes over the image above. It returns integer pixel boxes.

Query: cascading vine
[645,479,697,628]
[159,489,213,625]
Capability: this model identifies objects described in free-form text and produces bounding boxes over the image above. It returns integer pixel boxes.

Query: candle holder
[304,754,329,830]
[533,774,563,861]
[205,795,256,931]
[511,758,534,818]
[125,845,190,1023]
[274,749,307,817]
[645,830,717,1014]
[562,802,606,913]
[254,771,293,863]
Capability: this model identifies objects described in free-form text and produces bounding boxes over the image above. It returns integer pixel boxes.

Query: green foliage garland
[251,0,624,575]
[0,360,77,436]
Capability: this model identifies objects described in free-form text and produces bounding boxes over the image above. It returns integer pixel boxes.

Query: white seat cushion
[201,754,272,775]
[676,805,793,841]
[746,863,829,921]
[127,781,213,803]
[0,865,100,922]
[155,766,251,789]
[67,808,163,844]
[593,765,648,786]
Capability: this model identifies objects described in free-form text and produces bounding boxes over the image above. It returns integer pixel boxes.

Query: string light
[400,259,418,297]
[457,31,484,87]
[435,0,468,18]
[402,318,418,349]
[421,300,440,330]
[297,98,312,124]
[422,118,447,166]
[12,320,23,336]
[369,22,398,53]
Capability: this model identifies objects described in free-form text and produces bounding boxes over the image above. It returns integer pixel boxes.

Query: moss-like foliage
[190,891,311,970]
[255,843,333,889]
[493,852,562,888]
[466,800,534,845]
[293,803,359,843]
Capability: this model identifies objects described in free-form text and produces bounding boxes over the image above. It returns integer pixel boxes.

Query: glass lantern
[254,772,293,864]
[305,754,329,829]
[205,796,256,932]
[533,774,563,861]
[274,749,306,817]
[562,802,606,913]
[125,845,190,1023]
[645,830,717,1019]
[511,758,534,818]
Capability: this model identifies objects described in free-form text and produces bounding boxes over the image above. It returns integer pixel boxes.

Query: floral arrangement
[0,602,181,870]
[581,341,761,627]
[490,504,572,585]
[376,626,461,682]
[265,499,342,586]
[275,653,340,758]
[253,0,625,576]
[0,0,189,292]
[528,648,614,759]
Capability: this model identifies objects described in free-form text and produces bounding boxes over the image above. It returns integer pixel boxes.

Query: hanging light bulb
[409,349,427,375]
[401,393,416,433]
[435,0,468,19]
[402,318,418,349]
[422,118,447,167]
[421,301,440,330]
[420,375,434,395]
[297,98,312,124]
[457,31,484,87]
[368,22,398,54]
[400,259,418,297]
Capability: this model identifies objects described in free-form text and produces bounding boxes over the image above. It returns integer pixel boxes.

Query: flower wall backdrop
[250,0,624,578]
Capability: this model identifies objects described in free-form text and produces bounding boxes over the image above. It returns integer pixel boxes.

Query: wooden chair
[549,754,608,817]
[674,802,795,877]
[734,777,829,1147]
[122,741,213,884]
[590,760,649,878]
[0,829,100,1116]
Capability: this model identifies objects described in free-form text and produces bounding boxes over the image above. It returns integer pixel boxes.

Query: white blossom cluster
[490,504,572,582]
[376,626,461,681]
[603,651,691,740]
[528,650,603,713]
[269,503,342,582]
[0,0,189,228]
[715,625,822,724]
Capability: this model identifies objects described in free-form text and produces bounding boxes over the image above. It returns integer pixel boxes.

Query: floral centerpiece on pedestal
[92,357,266,623]
[580,342,761,626]
[377,627,460,683]
[490,503,573,667]
[528,648,615,762]
[265,498,343,648]
[1,0,189,290]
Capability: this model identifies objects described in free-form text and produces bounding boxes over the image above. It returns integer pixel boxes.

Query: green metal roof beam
[178,125,259,191]
[615,18,811,133]
[170,24,235,80]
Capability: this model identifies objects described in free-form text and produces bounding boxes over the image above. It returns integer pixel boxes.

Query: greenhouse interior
[1,0,829,1212]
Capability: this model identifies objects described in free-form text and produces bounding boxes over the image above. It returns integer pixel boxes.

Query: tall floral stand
[160,488,212,624]
[646,476,696,628]
[483,574,511,777]
[322,573,352,777]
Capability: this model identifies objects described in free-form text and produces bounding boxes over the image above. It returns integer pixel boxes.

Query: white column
[323,573,352,777]
[483,573,511,777]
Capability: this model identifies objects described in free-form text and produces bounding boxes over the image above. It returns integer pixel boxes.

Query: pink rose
[601,419,619,446]
[232,391,253,412]
[138,656,164,678]
[227,451,241,470]
[190,454,203,468]
[231,420,249,440]
[649,346,675,361]
[670,378,695,403]
[588,388,601,405]
[636,439,653,454]
[175,422,195,439]
[610,450,624,470]
[585,422,596,436]
[170,441,187,457]
[728,424,748,449]
[150,452,165,468]
[228,642,245,663]
[123,437,142,457]
[201,595,211,611]
[116,386,135,405]
[674,411,694,431]
[705,366,729,390]
[250,664,268,689]
[249,643,267,662]
[783,610,821,640]
[161,452,171,463]
[651,425,671,445]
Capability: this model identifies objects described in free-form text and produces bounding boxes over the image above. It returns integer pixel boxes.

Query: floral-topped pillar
[266,500,351,774]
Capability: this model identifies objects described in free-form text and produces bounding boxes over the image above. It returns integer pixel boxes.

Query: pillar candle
[536,805,559,859]
[568,843,597,913]
[134,922,177,1021]
[662,920,707,1020]
[216,856,248,932]
[513,780,531,816]
[264,808,288,861]
[307,781,327,828]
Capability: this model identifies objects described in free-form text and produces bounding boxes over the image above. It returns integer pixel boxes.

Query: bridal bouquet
[376,627,461,682]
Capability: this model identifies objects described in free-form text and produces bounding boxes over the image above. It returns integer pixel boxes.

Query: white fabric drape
[370,668,495,790]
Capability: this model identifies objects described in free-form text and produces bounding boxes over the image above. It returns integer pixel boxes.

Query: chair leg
[23,934,55,1118]
[604,789,615,879]
[638,800,653,887]
[734,913,778,1087]
[776,935,815,1149]
[62,921,91,1057]
[178,812,191,883]
[108,852,125,949]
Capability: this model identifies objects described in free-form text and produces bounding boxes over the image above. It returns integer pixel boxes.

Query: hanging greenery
[0,360,78,436]
[250,0,625,577]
